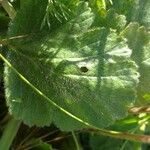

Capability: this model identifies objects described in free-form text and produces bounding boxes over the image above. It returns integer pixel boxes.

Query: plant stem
[129,106,150,114]
[0,117,21,150]
[84,128,150,144]
[72,131,81,150]
[0,0,16,19]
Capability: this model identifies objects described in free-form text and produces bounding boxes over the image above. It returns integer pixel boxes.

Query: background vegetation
[0,0,150,149]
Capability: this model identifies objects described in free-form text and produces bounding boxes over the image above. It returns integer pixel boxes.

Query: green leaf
[90,134,123,150]
[4,1,139,130]
[90,134,142,150]
[105,9,126,31]
[109,0,135,23]
[91,8,127,32]
[139,55,150,104]
[0,12,9,33]
[138,0,150,27]
[89,114,149,150]
[8,0,48,36]
[26,138,53,150]
[122,23,150,104]
[96,0,107,16]
[96,0,106,10]
[41,0,76,29]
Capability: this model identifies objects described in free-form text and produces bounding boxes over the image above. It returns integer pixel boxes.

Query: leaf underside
[4,1,139,130]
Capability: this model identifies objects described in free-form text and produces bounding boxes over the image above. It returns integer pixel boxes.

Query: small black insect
[80,66,89,73]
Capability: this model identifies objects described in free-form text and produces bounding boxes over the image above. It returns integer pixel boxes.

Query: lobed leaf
[122,23,150,104]
[4,1,139,130]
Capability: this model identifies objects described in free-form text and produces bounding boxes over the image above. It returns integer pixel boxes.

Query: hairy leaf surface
[122,23,150,104]
[4,1,139,130]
